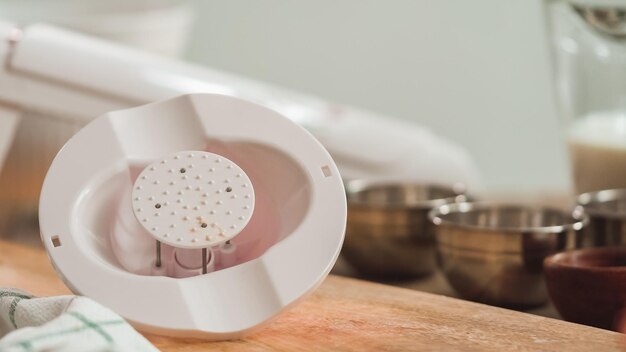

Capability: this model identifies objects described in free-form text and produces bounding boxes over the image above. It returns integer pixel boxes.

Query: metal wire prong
[202,248,208,274]
[156,240,162,268]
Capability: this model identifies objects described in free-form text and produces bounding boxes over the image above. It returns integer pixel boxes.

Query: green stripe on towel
[6,319,124,350]
[68,311,114,343]
[0,291,32,300]
[8,297,23,329]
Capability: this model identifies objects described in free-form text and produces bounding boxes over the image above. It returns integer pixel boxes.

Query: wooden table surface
[0,240,622,351]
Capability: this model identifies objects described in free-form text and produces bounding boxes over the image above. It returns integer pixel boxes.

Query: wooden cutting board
[0,239,622,351]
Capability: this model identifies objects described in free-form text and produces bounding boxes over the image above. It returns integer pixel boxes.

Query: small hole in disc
[201,223,208,228]
[180,168,186,173]
[226,187,233,192]
[155,203,161,209]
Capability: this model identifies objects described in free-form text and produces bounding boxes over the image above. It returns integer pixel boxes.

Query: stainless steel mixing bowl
[429,203,587,308]
[577,188,626,247]
[343,181,467,278]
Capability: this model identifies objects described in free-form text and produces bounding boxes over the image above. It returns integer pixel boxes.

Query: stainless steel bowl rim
[577,188,626,219]
[344,179,467,209]
[428,202,588,234]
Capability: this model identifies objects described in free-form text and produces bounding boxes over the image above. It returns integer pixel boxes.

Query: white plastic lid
[39,94,346,339]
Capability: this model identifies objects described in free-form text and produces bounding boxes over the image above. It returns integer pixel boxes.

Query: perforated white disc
[131,151,255,249]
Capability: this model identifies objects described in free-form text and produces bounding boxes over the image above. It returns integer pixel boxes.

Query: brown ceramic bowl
[544,247,626,330]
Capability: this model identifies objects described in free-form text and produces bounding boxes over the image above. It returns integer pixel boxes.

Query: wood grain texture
[0,240,622,351]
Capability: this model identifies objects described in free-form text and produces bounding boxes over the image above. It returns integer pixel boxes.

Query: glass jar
[546,0,626,194]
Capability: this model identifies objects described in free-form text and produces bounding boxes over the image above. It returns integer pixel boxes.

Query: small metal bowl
[343,180,467,278]
[429,203,587,308]
[577,188,626,247]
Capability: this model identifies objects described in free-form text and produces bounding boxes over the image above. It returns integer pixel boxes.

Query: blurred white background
[185,0,569,194]
[0,0,570,194]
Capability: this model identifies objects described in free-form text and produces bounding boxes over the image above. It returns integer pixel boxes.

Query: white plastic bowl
[39,94,346,339]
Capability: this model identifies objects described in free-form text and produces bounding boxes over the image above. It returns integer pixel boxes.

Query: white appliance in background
[0,21,482,196]
[0,106,19,170]
[0,0,194,57]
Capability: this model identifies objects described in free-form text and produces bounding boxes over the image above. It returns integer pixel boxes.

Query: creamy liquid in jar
[569,111,626,194]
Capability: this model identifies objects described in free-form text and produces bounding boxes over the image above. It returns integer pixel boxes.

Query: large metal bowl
[577,188,626,247]
[429,202,587,308]
[343,181,467,278]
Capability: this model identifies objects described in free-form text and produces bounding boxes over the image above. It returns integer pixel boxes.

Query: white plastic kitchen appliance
[39,93,347,339]
[0,21,481,188]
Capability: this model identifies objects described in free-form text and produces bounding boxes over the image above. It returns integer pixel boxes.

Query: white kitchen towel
[0,288,159,352]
